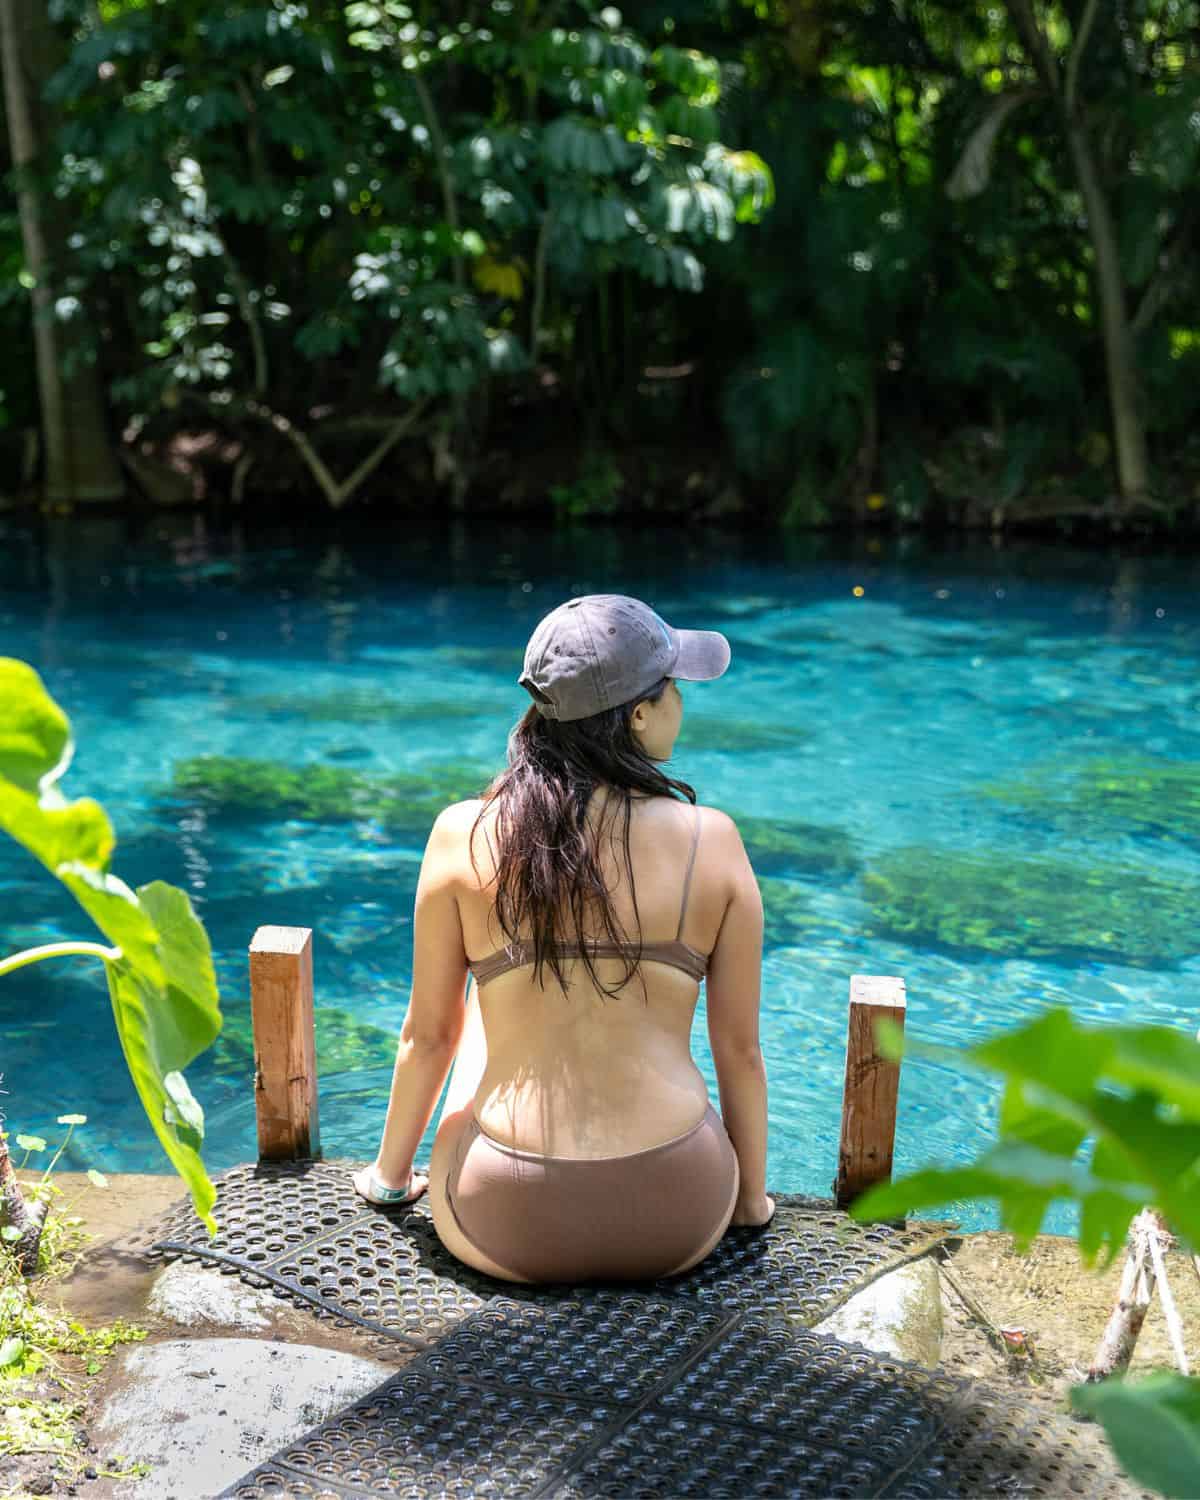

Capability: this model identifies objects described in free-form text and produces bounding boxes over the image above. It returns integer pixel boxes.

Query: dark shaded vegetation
[1,1,1196,532]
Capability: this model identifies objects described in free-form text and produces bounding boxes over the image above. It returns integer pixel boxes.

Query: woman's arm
[704,810,773,1226]
[358,804,472,1197]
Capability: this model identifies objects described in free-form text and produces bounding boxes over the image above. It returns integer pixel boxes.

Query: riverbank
[3,1170,1187,1497]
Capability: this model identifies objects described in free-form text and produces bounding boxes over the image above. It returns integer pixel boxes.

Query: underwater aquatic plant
[984,756,1200,846]
[171,755,490,836]
[738,816,860,878]
[862,845,1200,968]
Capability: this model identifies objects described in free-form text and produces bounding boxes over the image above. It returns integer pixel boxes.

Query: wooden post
[835,974,906,1208]
[249,925,321,1161]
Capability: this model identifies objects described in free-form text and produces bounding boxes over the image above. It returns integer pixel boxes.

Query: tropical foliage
[0,659,221,1233]
[852,1008,1200,1497]
[0,0,1197,520]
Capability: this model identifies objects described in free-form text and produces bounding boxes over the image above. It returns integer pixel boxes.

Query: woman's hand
[730,1192,775,1228]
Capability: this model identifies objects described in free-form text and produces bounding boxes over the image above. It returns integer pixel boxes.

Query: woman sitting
[353,593,773,1282]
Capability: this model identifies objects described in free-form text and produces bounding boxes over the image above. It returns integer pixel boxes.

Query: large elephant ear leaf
[0,657,222,1234]
[138,881,222,1072]
[0,658,72,793]
[104,958,217,1232]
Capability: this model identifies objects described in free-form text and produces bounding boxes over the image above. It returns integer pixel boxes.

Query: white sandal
[357,1167,424,1206]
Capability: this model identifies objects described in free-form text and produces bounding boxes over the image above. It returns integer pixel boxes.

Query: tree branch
[1131,208,1198,335]
[221,246,269,397]
[410,65,465,289]
[1064,0,1099,117]
[182,391,430,509]
[530,207,554,357]
[1004,0,1062,97]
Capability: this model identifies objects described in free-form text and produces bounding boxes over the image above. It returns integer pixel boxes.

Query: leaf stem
[0,941,122,980]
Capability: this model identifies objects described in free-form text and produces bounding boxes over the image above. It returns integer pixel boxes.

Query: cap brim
[672,628,731,682]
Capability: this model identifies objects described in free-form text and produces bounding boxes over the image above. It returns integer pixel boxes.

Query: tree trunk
[1003,0,1152,508]
[0,0,124,504]
[1064,124,1151,505]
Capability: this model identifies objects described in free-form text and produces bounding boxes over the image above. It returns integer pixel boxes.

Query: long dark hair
[470,679,696,995]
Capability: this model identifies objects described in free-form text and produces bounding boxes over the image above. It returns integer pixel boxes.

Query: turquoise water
[2,517,1198,1231]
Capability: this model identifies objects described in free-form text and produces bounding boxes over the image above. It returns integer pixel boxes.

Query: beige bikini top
[468,804,708,987]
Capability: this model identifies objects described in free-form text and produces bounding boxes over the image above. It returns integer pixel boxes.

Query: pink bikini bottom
[443,1103,739,1283]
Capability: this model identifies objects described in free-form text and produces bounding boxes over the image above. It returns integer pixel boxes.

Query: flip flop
[355,1167,426,1207]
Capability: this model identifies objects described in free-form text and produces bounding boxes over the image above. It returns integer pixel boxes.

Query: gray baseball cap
[519,594,731,722]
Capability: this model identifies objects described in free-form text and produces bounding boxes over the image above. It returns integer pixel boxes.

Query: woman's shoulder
[639,797,748,849]
[694,802,750,849]
[433,797,487,829]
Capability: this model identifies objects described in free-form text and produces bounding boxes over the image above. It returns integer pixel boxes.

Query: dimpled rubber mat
[137,1163,1135,1497]
[222,1296,1134,1499]
[137,1161,950,1345]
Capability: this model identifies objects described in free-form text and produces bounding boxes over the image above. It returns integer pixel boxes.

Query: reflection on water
[1,513,1198,1231]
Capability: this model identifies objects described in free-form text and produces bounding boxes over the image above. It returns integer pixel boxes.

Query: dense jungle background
[1,0,1198,529]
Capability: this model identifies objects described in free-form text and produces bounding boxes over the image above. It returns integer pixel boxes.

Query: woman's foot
[352,1164,429,1207]
[730,1193,775,1228]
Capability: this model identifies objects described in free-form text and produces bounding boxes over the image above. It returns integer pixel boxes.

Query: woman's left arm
[359,804,472,1196]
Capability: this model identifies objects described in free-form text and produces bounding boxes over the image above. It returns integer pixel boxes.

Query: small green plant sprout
[0,659,222,1270]
[0,1113,109,1282]
[850,1008,1200,1498]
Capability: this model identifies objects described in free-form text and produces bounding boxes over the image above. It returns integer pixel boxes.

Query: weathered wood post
[249,925,321,1161]
[835,973,906,1208]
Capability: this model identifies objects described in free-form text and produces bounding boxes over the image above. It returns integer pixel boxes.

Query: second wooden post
[249,924,321,1161]
[835,973,906,1208]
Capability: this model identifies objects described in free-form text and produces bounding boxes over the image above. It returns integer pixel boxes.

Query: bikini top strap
[675,804,703,941]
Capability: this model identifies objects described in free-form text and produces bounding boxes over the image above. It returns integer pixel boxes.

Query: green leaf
[1108,1025,1200,1119]
[851,1140,1150,1253]
[15,1135,47,1153]
[56,1114,87,1126]
[98,882,221,1233]
[1,1226,22,1242]
[0,1338,24,1368]
[86,1169,109,1188]
[0,660,71,793]
[1071,1374,1200,1498]
[0,661,221,1234]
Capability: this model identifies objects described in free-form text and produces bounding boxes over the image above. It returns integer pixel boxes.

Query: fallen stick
[939,1249,1044,1379]
[938,1252,1016,1358]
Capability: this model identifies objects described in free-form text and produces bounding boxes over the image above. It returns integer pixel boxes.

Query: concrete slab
[146,1262,283,1331]
[813,1255,944,1367]
[88,1336,395,1499]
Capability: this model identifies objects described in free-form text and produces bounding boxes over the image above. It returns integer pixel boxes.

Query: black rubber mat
[136,1162,1133,1498]
[221,1297,1133,1499]
[137,1159,950,1348]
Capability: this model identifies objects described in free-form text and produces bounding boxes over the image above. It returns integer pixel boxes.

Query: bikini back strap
[675,804,703,940]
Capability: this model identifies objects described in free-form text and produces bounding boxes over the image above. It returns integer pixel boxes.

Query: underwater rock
[677,717,807,752]
[984,756,1200,844]
[247,690,480,724]
[213,1000,397,1076]
[862,845,1200,968]
[760,877,819,947]
[739,816,860,878]
[170,756,493,835]
[325,744,374,763]
[433,646,525,674]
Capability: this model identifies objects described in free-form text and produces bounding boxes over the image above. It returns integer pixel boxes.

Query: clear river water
[2,514,1197,1232]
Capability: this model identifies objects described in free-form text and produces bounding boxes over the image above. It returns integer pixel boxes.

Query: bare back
[445,791,747,1158]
